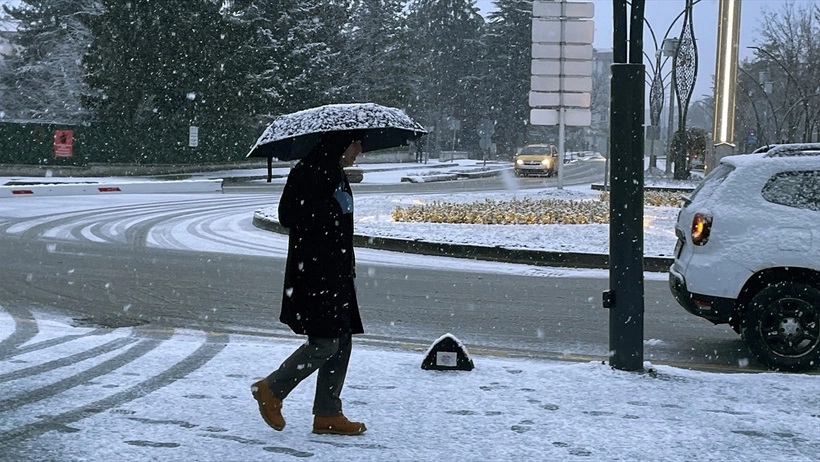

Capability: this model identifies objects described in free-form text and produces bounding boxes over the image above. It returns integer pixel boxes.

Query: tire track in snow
[0,327,173,412]
[125,200,265,249]
[0,331,227,444]
[4,327,110,359]
[0,336,139,383]
[0,305,38,360]
[7,196,265,243]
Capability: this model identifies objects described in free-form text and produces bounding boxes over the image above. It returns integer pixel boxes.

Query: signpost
[530,0,594,189]
[477,119,495,165]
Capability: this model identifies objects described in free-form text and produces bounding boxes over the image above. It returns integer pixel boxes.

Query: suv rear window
[761,170,820,211]
[683,163,734,205]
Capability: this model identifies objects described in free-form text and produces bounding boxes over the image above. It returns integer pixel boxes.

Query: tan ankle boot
[312,415,367,435]
[251,380,285,431]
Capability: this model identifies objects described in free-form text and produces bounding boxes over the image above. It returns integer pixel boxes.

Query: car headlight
[515,159,523,165]
[541,159,552,166]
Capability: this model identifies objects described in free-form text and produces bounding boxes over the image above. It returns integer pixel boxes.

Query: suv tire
[741,281,820,372]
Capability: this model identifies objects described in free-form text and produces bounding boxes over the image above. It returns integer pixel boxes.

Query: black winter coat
[277,145,364,338]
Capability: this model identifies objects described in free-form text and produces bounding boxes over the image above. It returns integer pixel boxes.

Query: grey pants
[265,333,352,416]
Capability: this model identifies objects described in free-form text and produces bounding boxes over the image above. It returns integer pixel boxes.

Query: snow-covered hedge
[392,191,682,225]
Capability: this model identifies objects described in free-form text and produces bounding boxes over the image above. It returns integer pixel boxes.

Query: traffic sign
[530,108,591,127]
[533,0,594,18]
[531,59,593,77]
[532,19,594,44]
[476,119,495,137]
[530,1,596,188]
[529,91,590,108]
[531,75,592,93]
[532,43,593,60]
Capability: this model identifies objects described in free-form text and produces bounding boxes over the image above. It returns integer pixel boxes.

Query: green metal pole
[605,0,645,372]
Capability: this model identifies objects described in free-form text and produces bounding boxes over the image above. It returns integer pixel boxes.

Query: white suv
[669,144,820,371]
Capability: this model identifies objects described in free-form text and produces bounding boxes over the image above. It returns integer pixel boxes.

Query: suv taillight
[691,212,712,246]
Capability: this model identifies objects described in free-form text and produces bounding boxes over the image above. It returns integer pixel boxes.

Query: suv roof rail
[752,144,778,154]
[763,143,820,157]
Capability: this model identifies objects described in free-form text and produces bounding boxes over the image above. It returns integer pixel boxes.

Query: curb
[458,168,512,179]
[252,215,673,272]
[400,173,460,183]
[1,179,223,197]
[591,183,696,192]
[399,167,510,183]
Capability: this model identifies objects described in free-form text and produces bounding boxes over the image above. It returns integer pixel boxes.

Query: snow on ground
[2,158,817,461]
[2,156,684,259]
[253,157,683,258]
[1,313,818,462]
[255,183,681,257]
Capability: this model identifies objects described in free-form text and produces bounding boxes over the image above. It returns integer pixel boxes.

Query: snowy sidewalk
[1,312,818,461]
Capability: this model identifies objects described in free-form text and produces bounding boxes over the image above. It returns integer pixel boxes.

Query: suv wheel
[741,281,820,372]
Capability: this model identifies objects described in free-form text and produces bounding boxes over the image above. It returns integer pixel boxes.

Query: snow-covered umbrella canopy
[247,103,428,161]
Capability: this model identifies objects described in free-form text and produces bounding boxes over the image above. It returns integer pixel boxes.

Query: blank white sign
[532,43,594,60]
[532,19,594,44]
[531,75,592,93]
[530,108,592,126]
[529,91,591,108]
[533,1,594,19]
[531,59,593,77]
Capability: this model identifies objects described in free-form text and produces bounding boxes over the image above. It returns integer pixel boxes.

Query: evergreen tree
[239,0,350,116]
[1,0,96,122]
[483,0,532,157]
[340,0,412,108]
[405,0,485,153]
[83,0,259,127]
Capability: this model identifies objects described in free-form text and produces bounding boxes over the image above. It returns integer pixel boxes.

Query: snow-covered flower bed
[392,190,683,225]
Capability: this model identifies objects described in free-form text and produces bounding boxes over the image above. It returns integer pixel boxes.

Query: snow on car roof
[721,151,820,170]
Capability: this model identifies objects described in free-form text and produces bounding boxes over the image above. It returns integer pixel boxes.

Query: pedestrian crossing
[0,306,228,447]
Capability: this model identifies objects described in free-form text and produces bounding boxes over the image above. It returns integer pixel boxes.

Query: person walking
[252,130,367,436]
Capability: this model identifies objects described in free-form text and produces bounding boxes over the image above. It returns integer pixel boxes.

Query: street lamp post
[711,0,741,167]
[647,52,664,171]
[662,38,678,174]
[671,0,698,180]
[641,2,703,175]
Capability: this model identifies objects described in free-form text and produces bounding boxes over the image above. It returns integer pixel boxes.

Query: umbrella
[247,103,428,161]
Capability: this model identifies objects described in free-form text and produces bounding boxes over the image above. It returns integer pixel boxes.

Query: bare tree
[737,1,820,144]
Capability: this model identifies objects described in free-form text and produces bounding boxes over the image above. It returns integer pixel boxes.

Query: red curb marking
[98,186,122,192]
[11,190,34,195]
